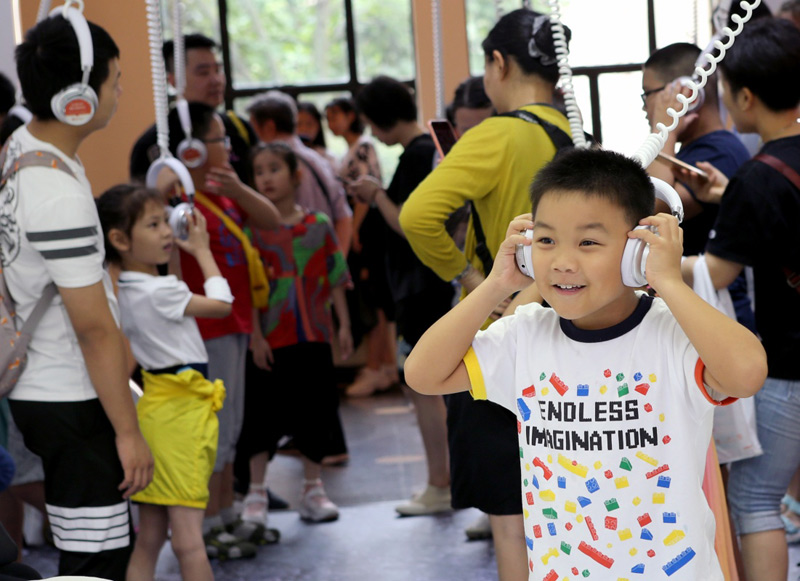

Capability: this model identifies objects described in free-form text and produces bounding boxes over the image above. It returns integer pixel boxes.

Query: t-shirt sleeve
[464,311,520,414]
[399,120,507,281]
[148,276,193,322]
[663,307,735,421]
[21,170,104,289]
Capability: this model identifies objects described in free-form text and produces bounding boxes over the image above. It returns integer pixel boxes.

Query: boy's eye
[580,240,598,247]
[536,236,554,245]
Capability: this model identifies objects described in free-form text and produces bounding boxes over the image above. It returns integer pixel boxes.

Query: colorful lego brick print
[522,384,536,397]
[619,457,632,471]
[635,451,658,466]
[663,530,685,546]
[662,547,695,576]
[549,373,569,396]
[578,541,615,568]
[517,398,532,421]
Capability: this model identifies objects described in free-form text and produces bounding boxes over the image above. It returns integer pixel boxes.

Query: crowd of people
[0,2,799,581]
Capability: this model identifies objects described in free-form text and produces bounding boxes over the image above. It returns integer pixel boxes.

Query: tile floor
[19,387,800,580]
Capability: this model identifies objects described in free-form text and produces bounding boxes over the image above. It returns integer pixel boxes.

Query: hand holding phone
[515,229,535,279]
[656,152,709,179]
[427,119,458,158]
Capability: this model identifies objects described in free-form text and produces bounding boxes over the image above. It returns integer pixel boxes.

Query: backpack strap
[468,110,578,276]
[754,153,800,294]
[0,147,77,191]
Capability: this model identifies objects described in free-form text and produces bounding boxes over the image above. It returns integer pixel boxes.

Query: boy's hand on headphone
[627,213,684,293]
[488,213,535,296]
[650,83,699,135]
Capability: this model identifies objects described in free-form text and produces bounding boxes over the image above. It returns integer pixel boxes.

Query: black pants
[9,399,133,581]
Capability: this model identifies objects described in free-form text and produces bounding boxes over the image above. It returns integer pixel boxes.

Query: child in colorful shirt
[404,148,767,580]
[237,142,353,528]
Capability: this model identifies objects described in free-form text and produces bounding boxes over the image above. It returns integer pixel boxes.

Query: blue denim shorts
[727,377,800,535]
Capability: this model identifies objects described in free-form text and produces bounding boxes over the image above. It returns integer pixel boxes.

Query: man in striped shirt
[0,13,152,580]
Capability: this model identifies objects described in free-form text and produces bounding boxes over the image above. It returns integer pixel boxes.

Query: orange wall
[19,2,156,196]
[411,0,470,123]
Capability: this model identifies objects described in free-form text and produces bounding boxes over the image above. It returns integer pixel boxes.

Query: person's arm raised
[59,283,154,498]
[629,214,766,398]
[405,214,535,396]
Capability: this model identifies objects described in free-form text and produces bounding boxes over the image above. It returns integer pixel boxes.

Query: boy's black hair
[15,16,119,122]
[355,76,417,131]
[324,97,364,134]
[167,102,217,159]
[96,184,164,265]
[0,73,15,115]
[163,33,217,75]
[530,149,655,227]
[248,91,297,135]
[446,76,492,125]
[0,115,25,146]
[297,101,328,148]
[250,142,299,183]
[644,43,701,82]
[720,18,800,112]
[482,9,570,84]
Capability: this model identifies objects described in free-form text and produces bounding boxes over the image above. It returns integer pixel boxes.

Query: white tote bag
[692,256,763,463]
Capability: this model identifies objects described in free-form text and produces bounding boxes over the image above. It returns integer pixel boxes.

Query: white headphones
[49,1,97,126]
[145,156,197,240]
[176,99,207,168]
[515,177,684,287]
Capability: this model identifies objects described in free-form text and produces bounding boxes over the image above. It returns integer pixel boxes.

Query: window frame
[216,0,416,107]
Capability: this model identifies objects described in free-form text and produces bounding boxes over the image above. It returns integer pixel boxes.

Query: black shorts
[445,392,522,516]
[9,399,133,581]
[237,342,344,465]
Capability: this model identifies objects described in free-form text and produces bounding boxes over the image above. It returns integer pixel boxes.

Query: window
[465,0,712,147]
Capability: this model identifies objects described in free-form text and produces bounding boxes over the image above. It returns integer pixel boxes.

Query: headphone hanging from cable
[144,0,196,240]
[49,0,97,126]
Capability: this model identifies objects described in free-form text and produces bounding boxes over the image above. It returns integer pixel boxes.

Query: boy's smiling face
[533,191,641,331]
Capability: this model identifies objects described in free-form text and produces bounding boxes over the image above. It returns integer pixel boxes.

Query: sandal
[781,494,800,544]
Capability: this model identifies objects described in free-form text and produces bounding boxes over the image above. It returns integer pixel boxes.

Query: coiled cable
[632,0,761,167]
[548,0,587,148]
[145,0,170,159]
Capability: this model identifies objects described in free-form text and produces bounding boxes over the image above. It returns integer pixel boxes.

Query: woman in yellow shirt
[400,8,574,580]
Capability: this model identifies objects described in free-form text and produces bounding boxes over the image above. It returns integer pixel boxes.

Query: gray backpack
[0,143,75,395]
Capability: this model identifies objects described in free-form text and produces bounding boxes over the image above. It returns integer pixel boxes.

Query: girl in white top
[97,184,234,581]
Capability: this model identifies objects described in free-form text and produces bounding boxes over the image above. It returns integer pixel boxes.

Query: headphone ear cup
[515,229,535,279]
[177,138,207,169]
[621,226,651,288]
[168,203,192,240]
[50,84,97,126]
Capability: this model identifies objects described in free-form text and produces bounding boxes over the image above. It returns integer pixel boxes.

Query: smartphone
[427,119,458,158]
[656,152,709,179]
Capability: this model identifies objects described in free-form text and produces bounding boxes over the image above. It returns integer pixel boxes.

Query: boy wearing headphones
[0,10,152,580]
[405,148,766,580]
[681,18,800,581]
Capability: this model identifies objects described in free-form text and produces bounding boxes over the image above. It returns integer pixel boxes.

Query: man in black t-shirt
[129,34,257,183]
[350,76,456,518]
[681,19,800,581]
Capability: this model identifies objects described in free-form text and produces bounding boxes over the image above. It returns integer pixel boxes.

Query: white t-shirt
[116,272,207,371]
[1,127,119,402]
[465,295,729,581]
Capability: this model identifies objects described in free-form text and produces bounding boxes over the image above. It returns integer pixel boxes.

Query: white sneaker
[298,481,339,523]
[464,512,493,541]
[395,485,452,516]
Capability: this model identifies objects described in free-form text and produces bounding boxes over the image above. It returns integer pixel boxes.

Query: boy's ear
[107,228,131,254]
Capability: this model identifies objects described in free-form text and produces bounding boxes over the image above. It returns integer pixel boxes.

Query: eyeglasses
[202,136,231,149]
[641,85,667,105]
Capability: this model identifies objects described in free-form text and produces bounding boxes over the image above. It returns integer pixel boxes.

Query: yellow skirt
[131,368,225,509]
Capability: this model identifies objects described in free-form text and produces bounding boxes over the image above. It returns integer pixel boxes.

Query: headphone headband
[650,177,684,223]
[52,1,93,83]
